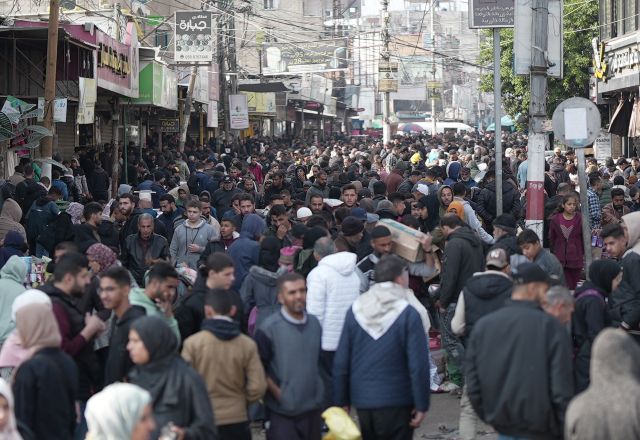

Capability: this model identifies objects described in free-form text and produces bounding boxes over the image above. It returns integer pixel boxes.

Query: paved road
[252,393,498,439]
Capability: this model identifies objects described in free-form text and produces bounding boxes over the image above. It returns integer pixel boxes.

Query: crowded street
[0,0,639,438]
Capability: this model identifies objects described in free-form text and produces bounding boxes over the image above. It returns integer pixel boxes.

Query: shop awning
[237,83,289,93]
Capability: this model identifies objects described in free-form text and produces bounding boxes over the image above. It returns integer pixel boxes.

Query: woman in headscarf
[127,316,216,439]
[572,259,622,393]
[240,237,283,335]
[565,329,640,440]
[0,232,25,270]
[12,303,77,439]
[85,383,155,440]
[65,202,84,225]
[413,195,440,233]
[0,379,26,440]
[0,290,51,380]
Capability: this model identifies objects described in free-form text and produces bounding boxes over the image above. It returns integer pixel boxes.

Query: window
[264,0,278,9]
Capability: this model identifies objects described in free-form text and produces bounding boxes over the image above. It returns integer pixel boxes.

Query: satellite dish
[61,0,76,10]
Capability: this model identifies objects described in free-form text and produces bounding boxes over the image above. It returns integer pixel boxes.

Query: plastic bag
[322,406,361,440]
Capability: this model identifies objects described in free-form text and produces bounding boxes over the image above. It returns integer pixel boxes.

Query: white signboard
[229,94,249,129]
[37,97,67,123]
[174,11,213,63]
[77,77,97,125]
[207,100,218,127]
[594,131,612,161]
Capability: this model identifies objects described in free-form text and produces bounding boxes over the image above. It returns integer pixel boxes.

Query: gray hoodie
[169,219,217,269]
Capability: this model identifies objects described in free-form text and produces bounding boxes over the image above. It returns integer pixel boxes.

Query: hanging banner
[77,77,97,125]
[229,94,249,129]
[174,11,213,63]
[207,100,218,127]
[37,98,68,123]
[261,39,348,74]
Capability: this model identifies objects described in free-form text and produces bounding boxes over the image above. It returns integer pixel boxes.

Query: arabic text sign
[469,0,514,28]
[261,39,348,74]
[594,132,612,160]
[229,94,249,130]
[160,119,179,133]
[174,11,213,63]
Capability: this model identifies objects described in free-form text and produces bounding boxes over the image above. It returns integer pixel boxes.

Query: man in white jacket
[306,237,362,407]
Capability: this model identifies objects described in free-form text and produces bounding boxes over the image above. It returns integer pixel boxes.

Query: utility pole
[494,29,503,216]
[430,0,437,137]
[178,66,197,152]
[41,0,60,181]
[525,0,549,239]
[381,0,391,145]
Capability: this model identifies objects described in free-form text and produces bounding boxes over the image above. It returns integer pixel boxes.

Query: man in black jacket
[466,263,573,440]
[475,170,521,230]
[99,266,146,384]
[452,248,513,440]
[88,161,110,202]
[74,202,103,253]
[435,214,485,388]
[121,214,169,286]
[176,252,244,342]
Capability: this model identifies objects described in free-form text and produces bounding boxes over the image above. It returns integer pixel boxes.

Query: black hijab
[585,259,621,294]
[421,194,441,231]
[259,236,281,273]
[128,316,180,405]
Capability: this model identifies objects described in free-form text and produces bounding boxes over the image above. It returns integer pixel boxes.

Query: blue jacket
[333,306,430,411]
[227,214,265,291]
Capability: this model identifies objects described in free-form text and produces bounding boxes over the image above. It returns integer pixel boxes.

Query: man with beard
[41,253,106,438]
[156,194,185,243]
[129,261,181,341]
[212,176,243,220]
[122,214,170,286]
[118,193,143,250]
[305,171,329,205]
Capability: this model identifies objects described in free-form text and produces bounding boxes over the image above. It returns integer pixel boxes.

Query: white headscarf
[85,383,152,440]
[11,290,51,322]
[0,378,22,439]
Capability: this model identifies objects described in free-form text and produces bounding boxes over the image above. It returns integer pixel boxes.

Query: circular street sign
[551,97,601,148]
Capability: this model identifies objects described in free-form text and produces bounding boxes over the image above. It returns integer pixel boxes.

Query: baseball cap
[222,175,234,183]
[512,262,551,285]
[485,248,509,269]
[296,207,312,220]
[413,183,429,196]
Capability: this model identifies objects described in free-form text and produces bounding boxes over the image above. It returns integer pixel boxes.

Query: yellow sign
[97,43,131,77]
[592,37,607,81]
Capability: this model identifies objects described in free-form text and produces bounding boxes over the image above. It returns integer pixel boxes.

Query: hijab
[0,290,52,369]
[86,243,118,274]
[588,260,621,294]
[0,379,21,439]
[85,383,151,440]
[15,303,61,359]
[420,195,441,231]
[65,202,84,225]
[259,237,281,273]
[128,316,179,405]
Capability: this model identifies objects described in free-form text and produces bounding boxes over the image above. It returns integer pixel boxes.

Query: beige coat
[182,326,267,425]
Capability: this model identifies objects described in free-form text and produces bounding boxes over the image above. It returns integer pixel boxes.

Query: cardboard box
[377,218,426,262]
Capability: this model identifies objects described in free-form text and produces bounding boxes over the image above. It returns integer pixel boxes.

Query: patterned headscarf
[65,202,84,224]
[86,243,118,274]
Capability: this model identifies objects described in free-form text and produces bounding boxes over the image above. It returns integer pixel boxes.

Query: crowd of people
[0,132,637,439]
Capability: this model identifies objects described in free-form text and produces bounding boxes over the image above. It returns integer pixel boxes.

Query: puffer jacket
[0,199,26,242]
[460,270,513,341]
[436,226,485,308]
[476,178,521,225]
[306,252,362,351]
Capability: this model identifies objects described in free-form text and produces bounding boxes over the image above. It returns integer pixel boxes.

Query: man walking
[306,237,361,406]
[182,289,266,440]
[255,273,324,440]
[465,263,573,439]
[99,266,146,384]
[121,214,170,286]
[435,214,484,389]
[334,255,430,440]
